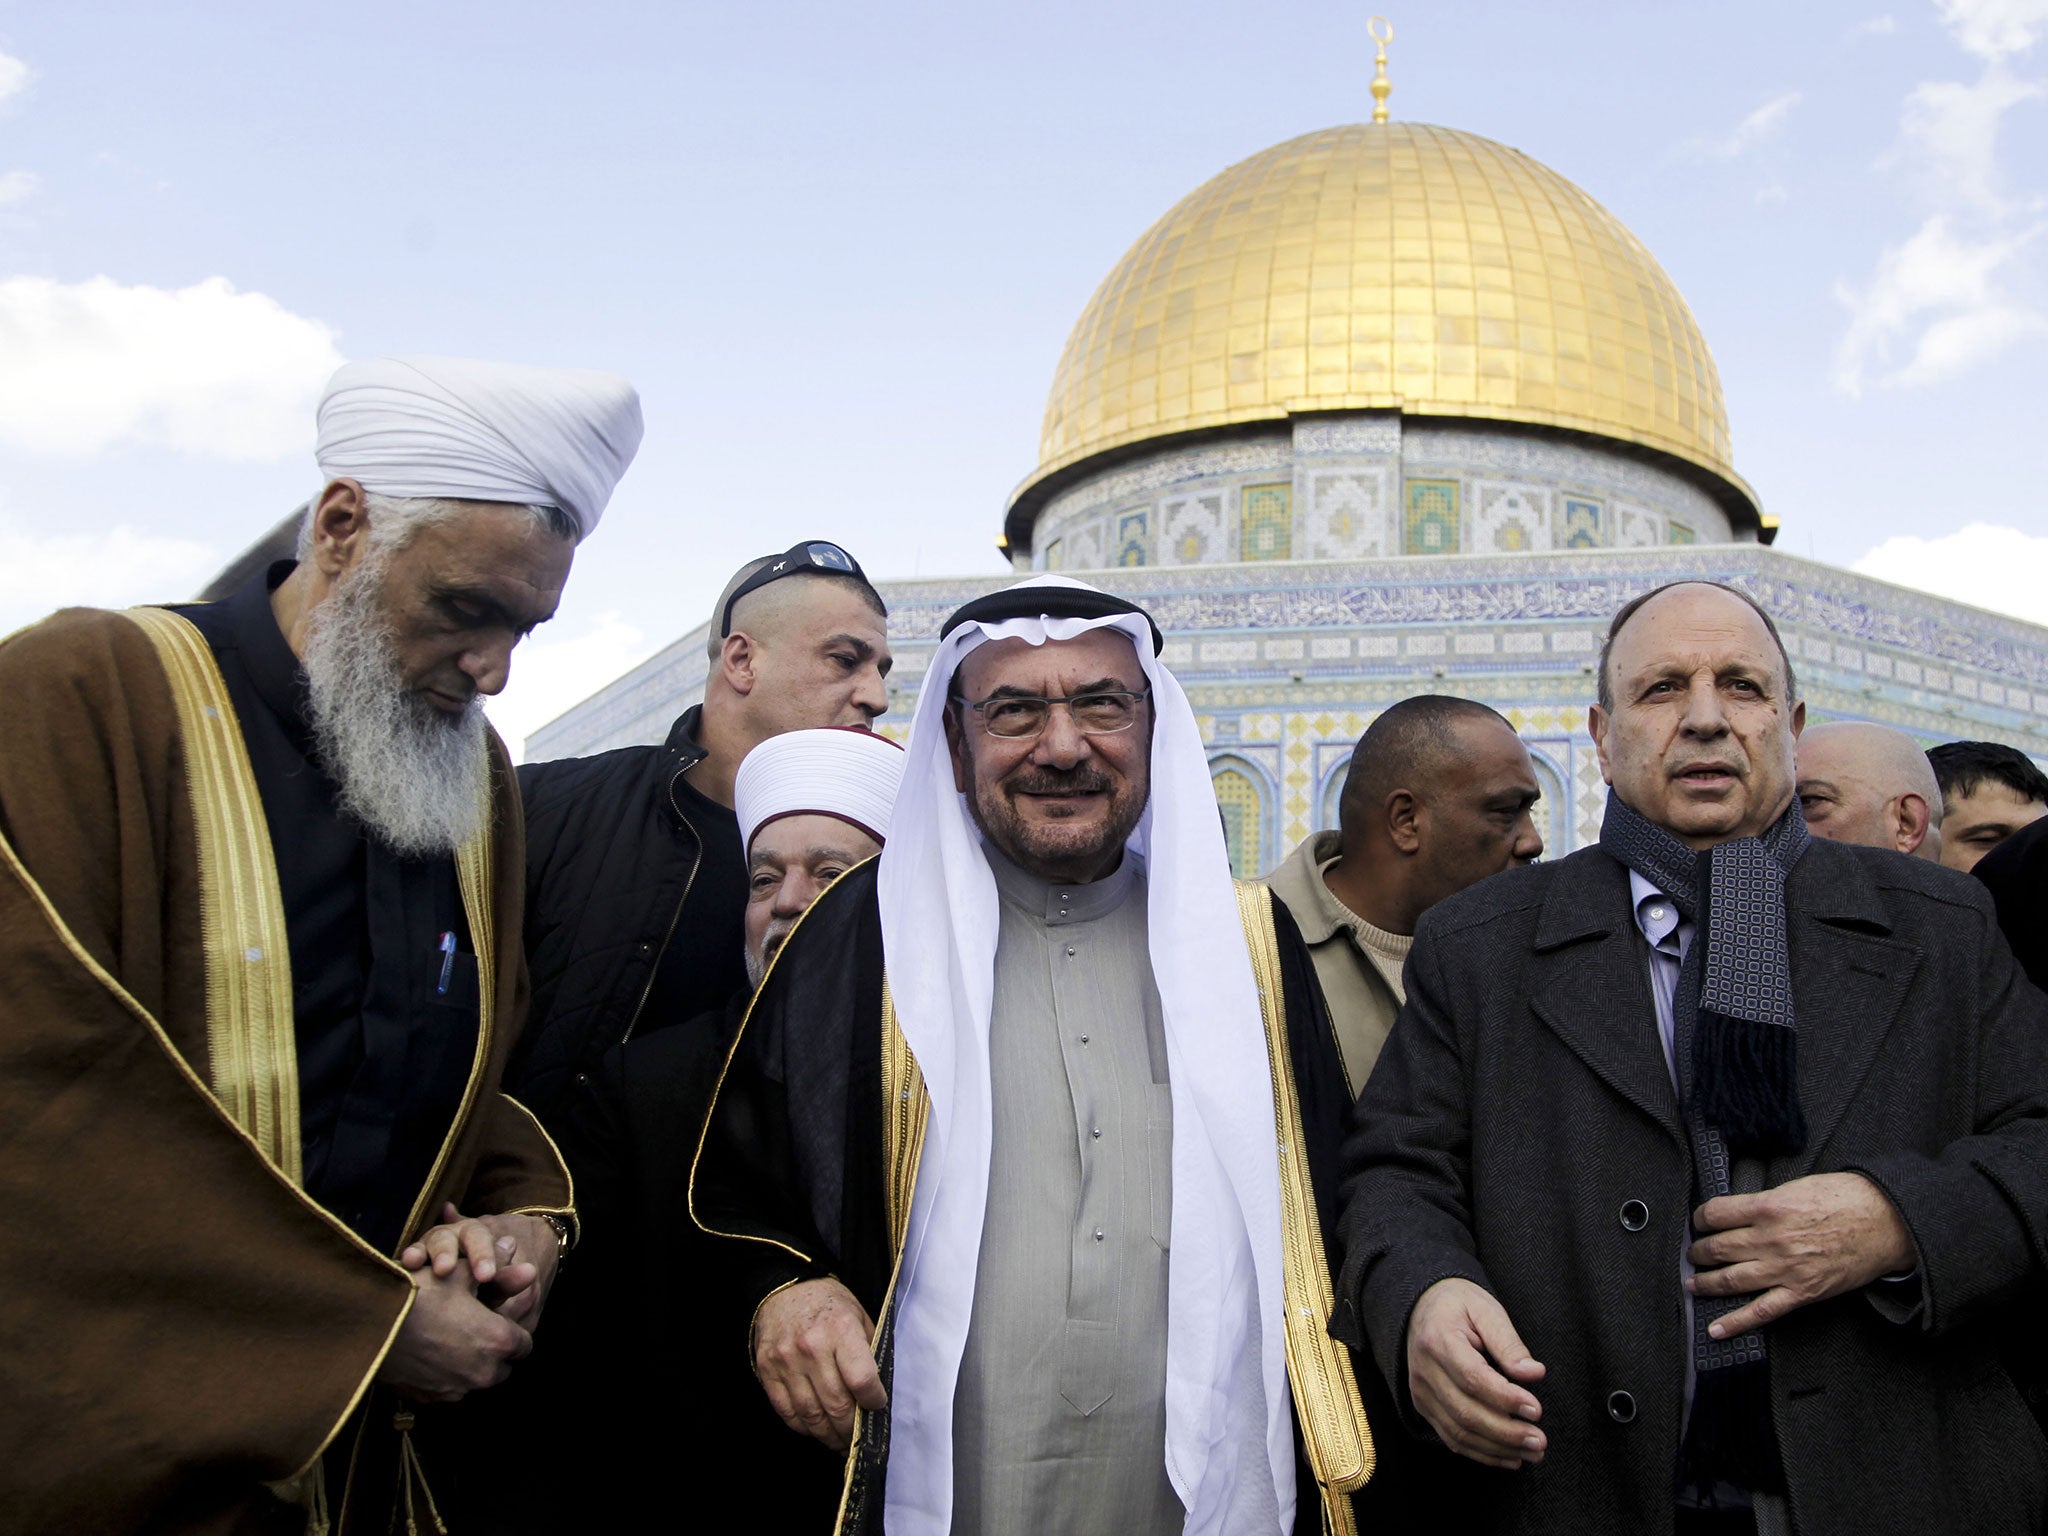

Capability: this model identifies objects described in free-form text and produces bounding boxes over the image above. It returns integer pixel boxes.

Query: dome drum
[1025,413,1739,575]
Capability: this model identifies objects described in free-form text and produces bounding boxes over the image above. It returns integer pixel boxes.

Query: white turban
[735,727,906,852]
[315,354,643,539]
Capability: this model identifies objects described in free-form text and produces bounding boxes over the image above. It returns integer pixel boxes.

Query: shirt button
[1065,945,1076,957]
[1080,1034,1090,1045]
[1648,906,1667,922]
[1093,1228,1105,1242]
[1091,1127,1102,1139]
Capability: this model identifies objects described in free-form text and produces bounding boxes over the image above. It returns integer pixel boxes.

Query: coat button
[1607,1390,1637,1424]
[1618,1199,1650,1232]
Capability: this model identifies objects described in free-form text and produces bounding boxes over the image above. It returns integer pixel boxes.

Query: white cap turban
[734,727,907,853]
[315,354,644,539]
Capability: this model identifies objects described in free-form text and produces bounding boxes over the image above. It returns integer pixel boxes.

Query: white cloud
[1834,215,2046,390]
[1834,4,2048,394]
[1887,67,2041,212]
[0,51,28,106]
[0,170,36,205]
[0,513,216,639]
[1686,91,1803,161]
[482,610,652,762]
[1936,0,2048,60]
[1854,521,2048,626]
[0,275,343,460]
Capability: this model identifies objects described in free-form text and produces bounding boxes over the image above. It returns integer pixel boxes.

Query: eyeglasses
[720,540,867,637]
[962,689,1151,740]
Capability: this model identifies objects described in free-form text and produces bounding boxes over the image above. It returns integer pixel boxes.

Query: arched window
[1319,764,1348,833]
[1528,750,1571,856]
[1212,765,1265,879]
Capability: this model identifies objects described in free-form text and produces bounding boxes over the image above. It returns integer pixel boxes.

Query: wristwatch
[533,1210,573,1266]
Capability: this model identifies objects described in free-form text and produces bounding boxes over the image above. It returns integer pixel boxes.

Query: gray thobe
[950,847,1185,1536]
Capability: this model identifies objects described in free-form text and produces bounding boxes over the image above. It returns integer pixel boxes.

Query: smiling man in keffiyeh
[692,577,1377,1535]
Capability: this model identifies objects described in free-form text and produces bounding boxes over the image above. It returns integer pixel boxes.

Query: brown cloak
[0,606,572,1536]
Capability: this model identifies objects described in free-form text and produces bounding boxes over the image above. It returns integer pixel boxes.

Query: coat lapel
[1782,846,1923,1175]
[1528,849,1687,1150]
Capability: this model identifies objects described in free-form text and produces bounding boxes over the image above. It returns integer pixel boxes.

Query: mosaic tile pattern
[1303,467,1392,559]
[1029,417,1733,568]
[1116,509,1149,567]
[1476,483,1552,553]
[1560,497,1603,548]
[1159,491,1227,566]
[1405,479,1461,555]
[1241,483,1293,561]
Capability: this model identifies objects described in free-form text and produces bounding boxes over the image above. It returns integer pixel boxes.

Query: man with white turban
[0,354,642,1534]
[692,578,1377,1535]
[530,726,908,1529]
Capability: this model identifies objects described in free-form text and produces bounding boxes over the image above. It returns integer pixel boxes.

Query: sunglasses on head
[720,540,867,637]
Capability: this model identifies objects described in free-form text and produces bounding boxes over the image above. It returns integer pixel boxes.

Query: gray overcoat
[1335,839,2048,1536]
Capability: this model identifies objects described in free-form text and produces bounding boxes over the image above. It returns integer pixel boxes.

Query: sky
[0,0,2044,755]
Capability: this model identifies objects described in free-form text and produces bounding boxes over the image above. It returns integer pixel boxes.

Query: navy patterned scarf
[1600,790,1812,1496]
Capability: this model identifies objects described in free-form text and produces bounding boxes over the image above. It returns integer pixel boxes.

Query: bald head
[688,556,893,807]
[1323,695,1544,935]
[1796,721,1943,861]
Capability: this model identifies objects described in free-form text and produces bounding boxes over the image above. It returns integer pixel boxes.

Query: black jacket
[510,706,746,1125]
[1977,813,2048,992]
[1337,840,2048,1536]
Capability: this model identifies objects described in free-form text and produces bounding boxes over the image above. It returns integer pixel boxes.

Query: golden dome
[1007,123,1760,547]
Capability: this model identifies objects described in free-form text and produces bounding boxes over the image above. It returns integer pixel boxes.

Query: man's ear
[309,478,372,578]
[721,632,758,697]
[942,703,973,794]
[1788,698,1807,738]
[1587,703,1615,786]
[1895,793,1934,856]
[1386,788,1423,856]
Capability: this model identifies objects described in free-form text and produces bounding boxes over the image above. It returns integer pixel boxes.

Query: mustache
[1008,767,1116,796]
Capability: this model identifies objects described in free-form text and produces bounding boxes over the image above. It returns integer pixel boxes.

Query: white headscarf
[315,354,643,538]
[734,727,906,852]
[876,575,1293,1536]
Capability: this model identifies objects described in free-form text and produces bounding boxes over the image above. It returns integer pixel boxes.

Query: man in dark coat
[433,545,893,1530]
[1338,580,2048,1536]
[511,540,892,1125]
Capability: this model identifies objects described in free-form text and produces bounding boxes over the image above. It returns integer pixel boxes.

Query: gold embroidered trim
[834,976,928,1536]
[1234,880,1376,1522]
[879,982,930,1257]
[124,606,301,1181]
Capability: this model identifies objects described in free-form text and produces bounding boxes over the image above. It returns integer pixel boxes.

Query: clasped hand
[376,1202,563,1403]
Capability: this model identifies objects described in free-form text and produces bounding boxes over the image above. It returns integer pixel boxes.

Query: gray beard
[301,562,488,857]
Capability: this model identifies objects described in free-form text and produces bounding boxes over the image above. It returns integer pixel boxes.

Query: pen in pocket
[436,931,457,995]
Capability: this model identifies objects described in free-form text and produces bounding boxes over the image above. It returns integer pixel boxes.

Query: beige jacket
[1264,831,1412,1096]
